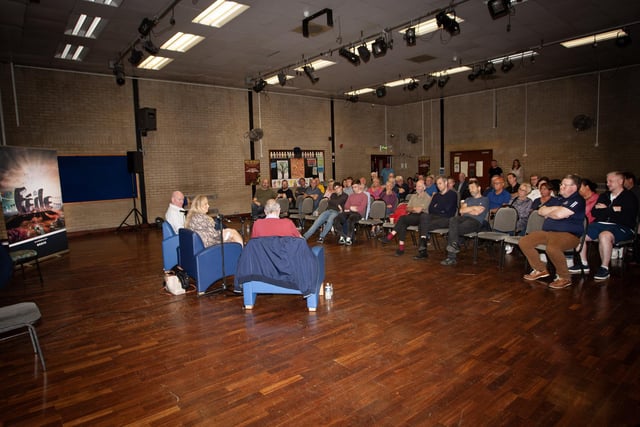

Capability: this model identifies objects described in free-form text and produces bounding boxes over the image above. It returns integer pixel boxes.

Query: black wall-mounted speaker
[137,108,157,131]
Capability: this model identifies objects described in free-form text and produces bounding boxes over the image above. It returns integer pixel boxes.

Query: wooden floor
[1,221,640,426]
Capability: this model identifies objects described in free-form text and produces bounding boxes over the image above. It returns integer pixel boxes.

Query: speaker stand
[117,174,144,231]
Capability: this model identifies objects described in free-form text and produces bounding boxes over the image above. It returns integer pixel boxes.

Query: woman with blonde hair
[185,195,243,247]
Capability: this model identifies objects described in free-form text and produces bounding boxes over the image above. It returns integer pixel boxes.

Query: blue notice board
[58,156,137,202]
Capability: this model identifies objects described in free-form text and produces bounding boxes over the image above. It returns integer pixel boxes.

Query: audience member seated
[570,171,639,280]
[334,183,368,246]
[519,174,585,289]
[251,199,301,238]
[187,195,244,246]
[441,180,489,265]
[303,183,347,243]
[343,176,354,195]
[380,180,431,256]
[358,176,369,192]
[294,177,307,198]
[531,181,555,210]
[322,180,336,199]
[380,181,399,217]
[165,190,186,233]
[505,172,520,196]
[528,174,540,200]
[623,172,640,204]
[407,177,416,194]
[251,178,277,220]
[368,178,384,200]
[394,175,409,202]
[277,179,294,208]
[424,175,437,196]
[487,175,512,217]
[414,176,459,259]
[510,159,524,183]
[305,177,323,210]
[455,173,470,201]
[510,183,533,235]
[579,178,599,224]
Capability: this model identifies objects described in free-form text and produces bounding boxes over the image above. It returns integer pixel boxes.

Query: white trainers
[539,253,547,263]
[504,244,513,255]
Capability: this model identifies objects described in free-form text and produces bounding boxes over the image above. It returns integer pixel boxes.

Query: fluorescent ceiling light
[265,74,294,85]
[344,88,375,96]
[55,44,88,61]
[385,78,418,88]
[399,14,465,37]
[560,29,627,48]
[490,50,538,64]
[431,66,471,77]
[66,14,105,38]
[82,0,121,6]
[161,32,205,52]
[138,56,174,70]
[193,0,250,28]
[293,59,336,72]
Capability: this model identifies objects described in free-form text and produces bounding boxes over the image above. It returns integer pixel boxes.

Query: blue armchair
[178,229,243,295]
[162,221,180,271]
[235,237,325,311]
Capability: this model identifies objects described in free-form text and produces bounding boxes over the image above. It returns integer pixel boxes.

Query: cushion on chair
[9,249,38,263]
[0,302,42,333]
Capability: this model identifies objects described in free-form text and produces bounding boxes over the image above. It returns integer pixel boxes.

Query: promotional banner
[0,146,68,256]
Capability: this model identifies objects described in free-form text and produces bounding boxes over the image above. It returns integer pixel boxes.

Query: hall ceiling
[1,0,639,105]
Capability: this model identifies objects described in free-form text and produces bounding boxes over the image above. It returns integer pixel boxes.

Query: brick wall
[1,64,639,233]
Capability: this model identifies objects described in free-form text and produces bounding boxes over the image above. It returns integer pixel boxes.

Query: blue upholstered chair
[178,229,242,295]
[236,237,325,311]
[162,221,180,271]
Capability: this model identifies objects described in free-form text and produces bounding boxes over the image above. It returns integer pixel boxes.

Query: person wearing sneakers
[334,183,368,246]
[413,176,458,260]
[379,179,431,256]
[302,183,347,243]
[441,179,489,266]
[570,171,638,281]
[519,174,585,289]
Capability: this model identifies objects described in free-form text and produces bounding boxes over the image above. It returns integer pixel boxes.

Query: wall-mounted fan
[406,133,420,144]
[247,128,264,140]
[572,115,594,131]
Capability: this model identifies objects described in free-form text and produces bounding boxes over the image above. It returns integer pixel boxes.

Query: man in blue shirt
[486,176,512,217]
[424,175,437,196]
[519,174,585,289]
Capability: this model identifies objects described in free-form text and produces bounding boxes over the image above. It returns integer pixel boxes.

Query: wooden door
[450,149,493,189]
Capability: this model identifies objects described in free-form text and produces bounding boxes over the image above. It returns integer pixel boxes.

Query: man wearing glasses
[519,174,585,289]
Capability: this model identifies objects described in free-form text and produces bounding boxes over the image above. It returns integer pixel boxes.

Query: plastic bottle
[325,282,333,300]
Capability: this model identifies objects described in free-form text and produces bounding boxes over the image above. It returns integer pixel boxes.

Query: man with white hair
[251,199,301,238]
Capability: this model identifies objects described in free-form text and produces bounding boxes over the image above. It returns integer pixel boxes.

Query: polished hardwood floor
[1,221,639,426]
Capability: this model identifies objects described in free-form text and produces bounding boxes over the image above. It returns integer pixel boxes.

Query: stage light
[357,44,371,63]
[487,0,511,20]
[253,78,266,93]
[616,29,632,47]
[468,66,482,81]
[138,17,154,37]
[436,10,460,36]
[143,39,159,55]
[405,80,419,91]
[303,65,319,84]
[113,63,125,86]
[128,48,144,66]
[437,75,450,88]
[500,58,514,73]
[277,71,287,86]
[376,86,386,98]
[404,27,416,46]
[346,95,359,103]
[483,61,496,75]
[339,47,361,66]
[372,37,388,58]
[422,77,436,90]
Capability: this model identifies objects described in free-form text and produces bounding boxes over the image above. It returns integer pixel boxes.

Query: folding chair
[358,200,386,239]
[466,206,518,264]
[500,210,545,270]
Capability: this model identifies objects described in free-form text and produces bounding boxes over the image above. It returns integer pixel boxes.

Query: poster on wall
[244,160,261,185]
[0,146,68,256]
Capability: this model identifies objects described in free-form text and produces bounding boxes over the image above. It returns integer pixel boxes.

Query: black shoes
[413,250,428,260]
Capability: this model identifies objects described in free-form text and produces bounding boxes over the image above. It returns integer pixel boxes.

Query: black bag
[171,265,190,290]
